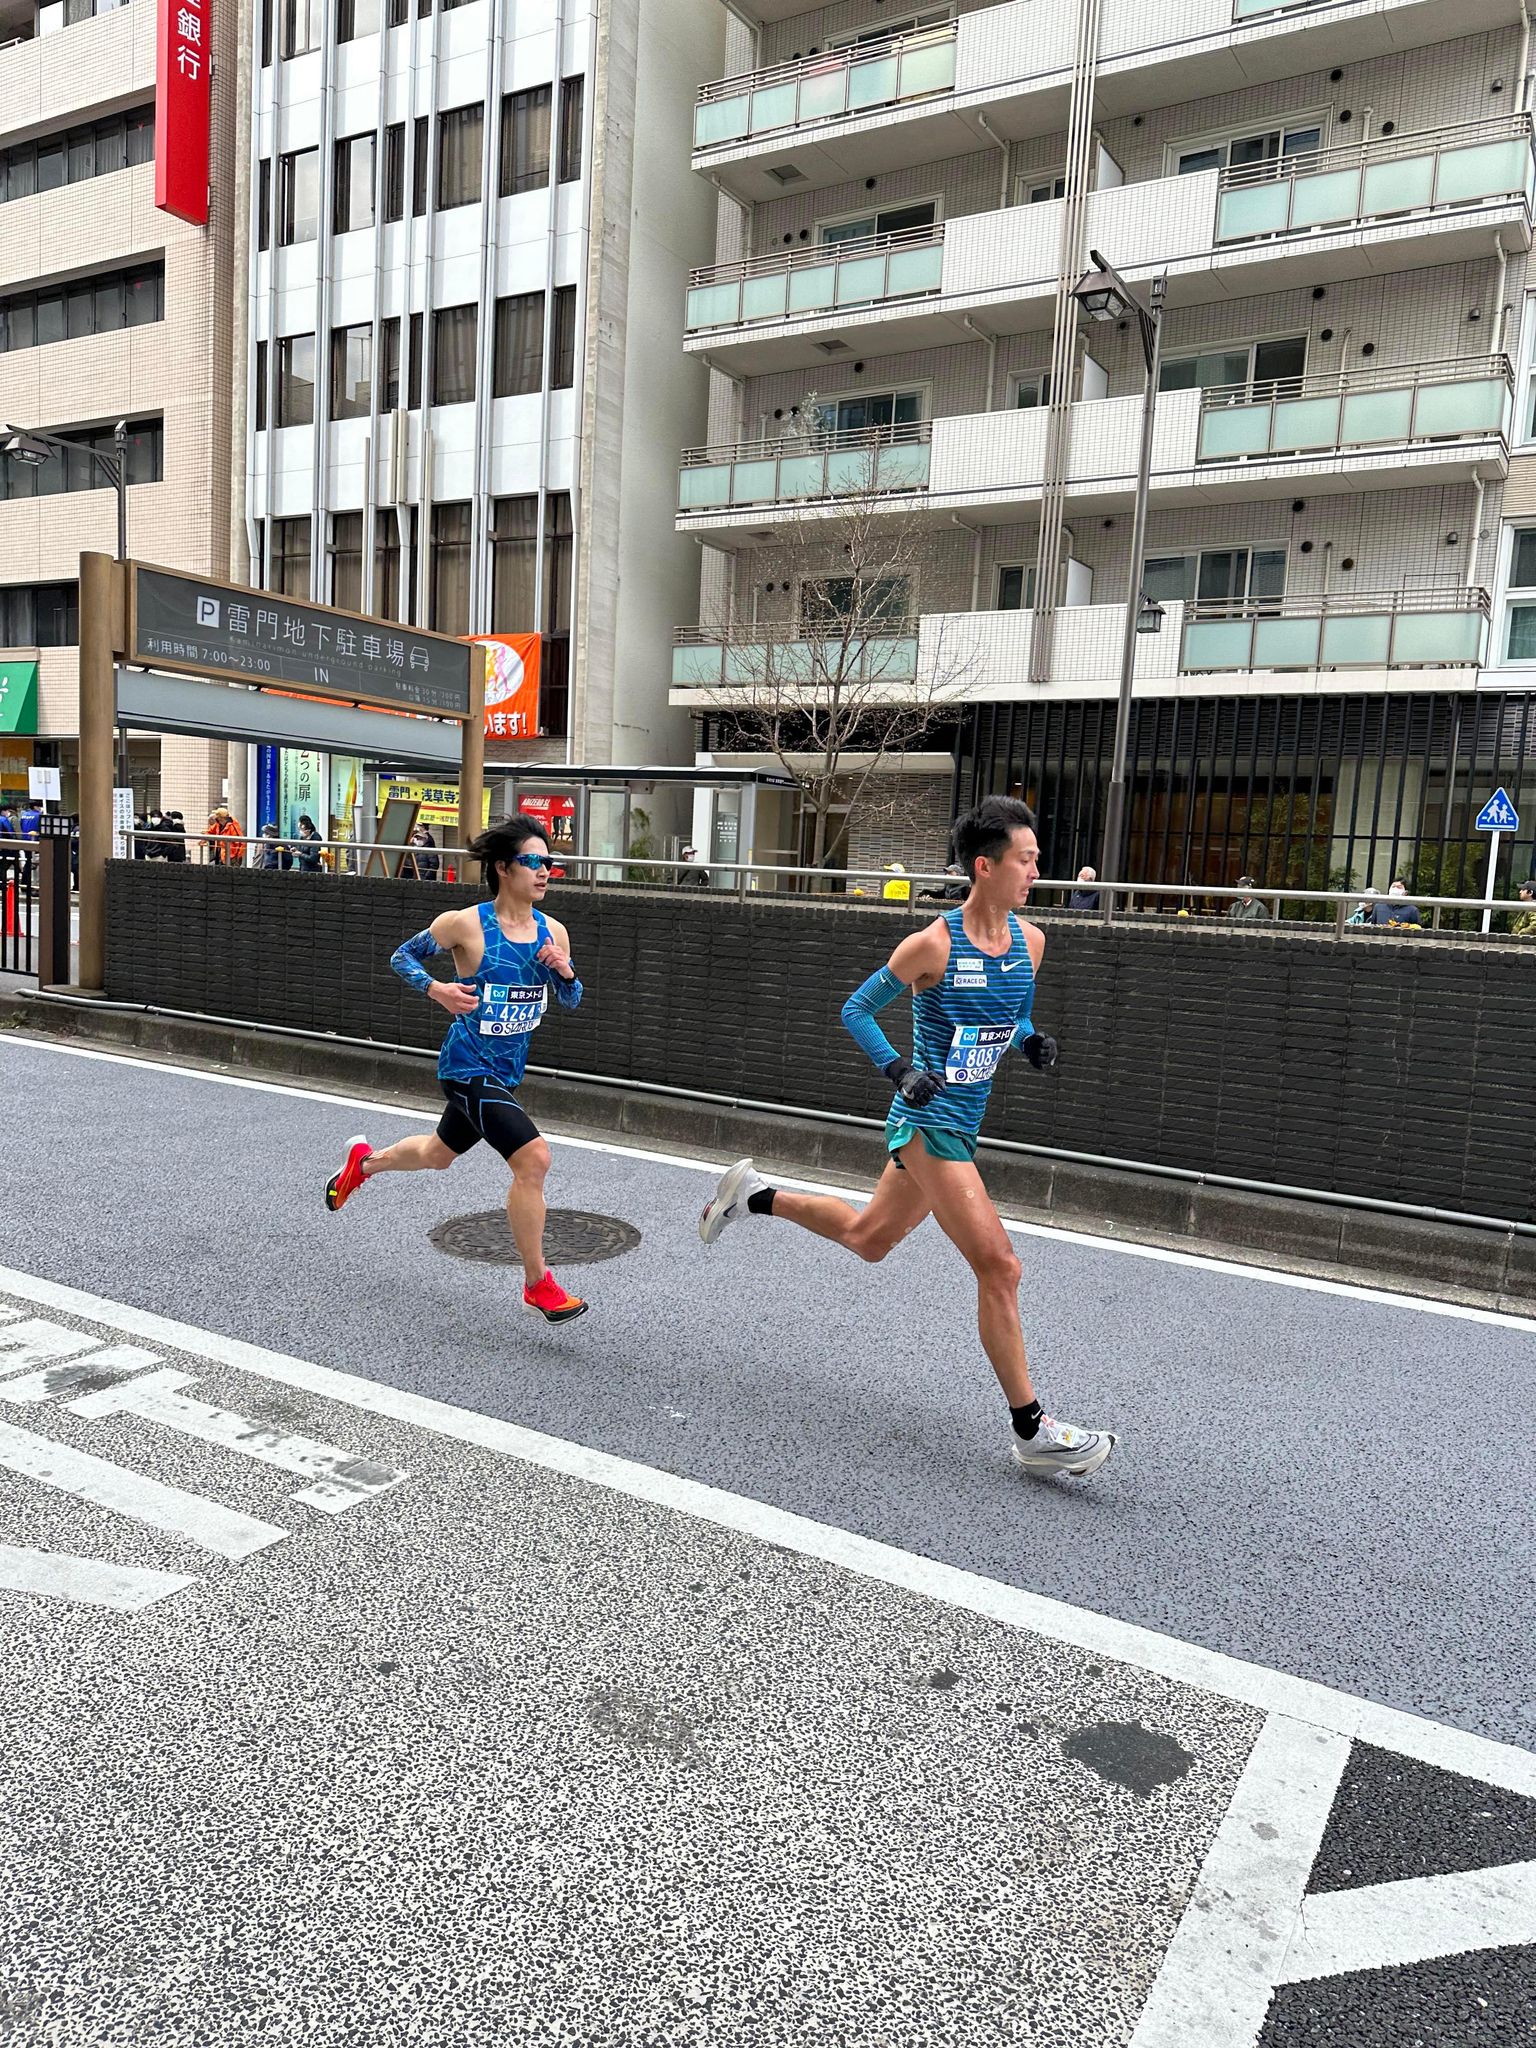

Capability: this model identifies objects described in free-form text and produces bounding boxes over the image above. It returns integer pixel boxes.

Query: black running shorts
[437,1075,542,1162]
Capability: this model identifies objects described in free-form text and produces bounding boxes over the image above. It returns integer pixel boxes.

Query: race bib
[945,1022,1013,1086]
[477,982,548,1037]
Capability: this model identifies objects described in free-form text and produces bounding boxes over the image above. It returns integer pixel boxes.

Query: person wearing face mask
[1368,879,1422,929]
[405,823,440,882]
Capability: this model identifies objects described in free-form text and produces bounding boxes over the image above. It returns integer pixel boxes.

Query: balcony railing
[693,23,957,153]
[672,620,920,689]
[1195,355,1513,462]
[1215,113,1536,243]
[679,422,933,514]
[686,225,946,335]
[1181,588,1490,673]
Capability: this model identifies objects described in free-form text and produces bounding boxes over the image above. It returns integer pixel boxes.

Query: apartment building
[674,0,1536,893]
[242,0,722,816]
[0,0,237,824]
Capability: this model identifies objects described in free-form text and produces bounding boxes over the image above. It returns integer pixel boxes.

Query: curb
[4,989,1532,1320]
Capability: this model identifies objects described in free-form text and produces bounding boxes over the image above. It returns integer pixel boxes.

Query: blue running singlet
[897,906,1035,1141]
[437,900,562,1089]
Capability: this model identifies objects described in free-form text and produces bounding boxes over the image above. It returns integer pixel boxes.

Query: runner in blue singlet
[700,795,1116,1480]
[323,813,590,1325]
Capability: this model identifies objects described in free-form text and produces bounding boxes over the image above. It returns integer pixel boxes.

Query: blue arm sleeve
[390,928,442,994]
[553,972,583,1010]
[1011,1011,1036,1050]
[841,966,907,1073]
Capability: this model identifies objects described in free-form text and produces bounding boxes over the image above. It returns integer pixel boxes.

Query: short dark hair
[469,812,549,887]
[951,796,1038,879]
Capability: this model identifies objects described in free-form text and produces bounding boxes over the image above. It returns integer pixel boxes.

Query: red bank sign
[155,0,211,226]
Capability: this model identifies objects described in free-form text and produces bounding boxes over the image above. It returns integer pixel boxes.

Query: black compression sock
[1010,1401,1043,1441]
[746,1186,777,1216]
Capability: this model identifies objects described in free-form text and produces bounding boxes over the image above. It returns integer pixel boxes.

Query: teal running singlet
[437,900,565,1088]
[897,906,1035,1141]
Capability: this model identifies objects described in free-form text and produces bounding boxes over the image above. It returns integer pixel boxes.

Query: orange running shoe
[325,1135,372,1212]
[523,1270,589,1324]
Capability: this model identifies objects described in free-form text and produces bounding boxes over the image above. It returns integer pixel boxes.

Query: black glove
[1021,1031,1059,1073]
[883,1057,946,1109]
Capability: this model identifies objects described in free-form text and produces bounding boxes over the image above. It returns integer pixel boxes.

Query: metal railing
[693,22,958,150]
[673,618,920,646]
[1194,354,1512,463]
[678,420,934,514]
[0,843,37,974]
[685,225,947,334]
[1179,585,1490,673]
[689,223,945,291]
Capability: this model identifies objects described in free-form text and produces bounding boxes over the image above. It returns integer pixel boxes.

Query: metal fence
[0,844,36,975]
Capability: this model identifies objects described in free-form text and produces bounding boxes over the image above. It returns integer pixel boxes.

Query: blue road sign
[1474,788,1520,833]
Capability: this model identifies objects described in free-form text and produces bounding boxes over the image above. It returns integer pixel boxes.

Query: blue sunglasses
[513,852,555,872]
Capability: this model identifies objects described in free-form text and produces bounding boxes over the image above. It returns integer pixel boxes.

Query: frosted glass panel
[876,442,931,489]
[887,243,943,296]
[847,54,898,109]
[1434,139,1529,205]
[827,447,875,492]
[1362,155,1432,216]
[673,645,723,686]
[1216,183,1290,241]
[778,454,826,498]
[864,637,918,677]
[1413,378,1506,436]
[1252,617,1321,668]
[774,642,816,684]
[1340,388,1412,444]
[1271,396,1340,449]
[723,643,768,684]
[788,264,837,312]
[1290,169,1360,228]
[747,82,797,133]
[1198,405,1272,458]
[798,67,848,121]
[741,273,788,323]
[897,37,955,96]
[1182,620,1254,669]
[836,255,888,304]
[1391,612,1482,664]
[729,459,779,504]
[1319,615,1391,666]
[679,465,732,508]
[686,283,741,330]
[694,96,749,147]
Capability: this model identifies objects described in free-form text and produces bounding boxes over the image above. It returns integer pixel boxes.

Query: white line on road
[0,1540,195,1611]
[1276,1860,1536,1982]
[5,1030,1534,1334]
[0,1343,163,1404]
[1,1261,1533,1800]
[0,1414,289,1561]
[0,1317,103,1376]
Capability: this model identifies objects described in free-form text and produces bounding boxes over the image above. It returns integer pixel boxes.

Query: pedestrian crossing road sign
[1474,787,1520,833]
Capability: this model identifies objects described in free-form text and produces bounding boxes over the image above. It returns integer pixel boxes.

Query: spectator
[1228,876,1270,922]
[206,803,244,866]
[293,815,325,873]
[1510,879,1536,937]
[252,822,291,871]
[404,823,440,881]
[143,806,168,858]
[132,811,149,858]
[1068,864,1100,912]
[1369,879,1422,929]
[677,844,710,888]
[882,862,912,904]
[160,810,187,863]
[0,804,16,843]
[1346,886,1379,927]
[18,797,42,842]
[920,860,969,903]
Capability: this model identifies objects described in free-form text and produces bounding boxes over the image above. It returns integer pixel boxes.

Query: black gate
[0,840,35,976]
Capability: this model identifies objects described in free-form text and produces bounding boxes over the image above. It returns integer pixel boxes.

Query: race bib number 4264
[944,1023,1013,1086]
[477,983,548,1037]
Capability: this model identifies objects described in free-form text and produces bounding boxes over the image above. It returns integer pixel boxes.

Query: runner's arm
[389,910,473,993]
[1010,920,1057,1067]
[841,923,949,1078]
[538,916,584,1008]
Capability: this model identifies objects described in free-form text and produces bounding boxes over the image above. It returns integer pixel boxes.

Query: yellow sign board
[379,779,492,833]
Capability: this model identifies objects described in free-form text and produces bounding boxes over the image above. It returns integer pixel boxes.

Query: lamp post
[1,420,131,790]
[1069,251,1165,911]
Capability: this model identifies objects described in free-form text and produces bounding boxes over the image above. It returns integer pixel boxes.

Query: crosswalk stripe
[0,1319,100,1376]
[0,1542,195,1611]
[0,1344,163,1405]
[0,1418,289,1560]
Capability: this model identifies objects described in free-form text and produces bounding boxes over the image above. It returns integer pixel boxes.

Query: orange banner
[472,634,541,742]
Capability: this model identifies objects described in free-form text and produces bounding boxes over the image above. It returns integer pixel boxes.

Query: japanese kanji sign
[155,0,211,226]
[472,633,541,742]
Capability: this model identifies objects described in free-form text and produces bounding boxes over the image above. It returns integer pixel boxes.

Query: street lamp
[1069,249,1166,909]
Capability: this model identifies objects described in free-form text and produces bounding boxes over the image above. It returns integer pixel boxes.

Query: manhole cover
[428,1208,641,1266]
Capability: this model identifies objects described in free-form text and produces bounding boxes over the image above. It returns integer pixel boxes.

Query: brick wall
[106,862,1536,1222]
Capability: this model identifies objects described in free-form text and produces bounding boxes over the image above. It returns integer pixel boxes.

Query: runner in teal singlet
[700,795,1115,1479]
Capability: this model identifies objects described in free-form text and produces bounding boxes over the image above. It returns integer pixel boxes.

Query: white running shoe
[1010,1415,1117,1479]
[699,1157,769,1244]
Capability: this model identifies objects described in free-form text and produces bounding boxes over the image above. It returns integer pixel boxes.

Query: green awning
[0,661,38,736]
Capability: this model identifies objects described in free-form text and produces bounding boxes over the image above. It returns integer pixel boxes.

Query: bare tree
[686,414,976,872]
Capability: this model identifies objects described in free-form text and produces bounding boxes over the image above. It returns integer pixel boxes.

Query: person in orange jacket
[206,803,244,866]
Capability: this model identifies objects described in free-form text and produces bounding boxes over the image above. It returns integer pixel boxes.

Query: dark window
[67,127,95,182]
[330,323,372,419]
[255,338,268,431]
[374,510,401,619]
[124,263,163,327]
[431,305,477,405]
[329,511,365,611]
[270,517,311,598]
[430,502,471,636]
[490,494,536,628]
[337,0,380,38]
[557,75,583,183]
[493,290,543,396]
[261,0,273,64]
[276,333,316,426]
[407,309,423,407]
[379,316,401,410]
[33,290,64,346]
[499,84,550,196]
[543,491,572,632]
[0,417,162,501]
[279,0,321,57]
[278,147,319,244]
[257,156,271,250]
[333,133,375,233]
[35,133,65,193]
[436,103,483,209]
[382,122,405,221]
[551,284,576,389]
[126,108,155,167]
[0,582,78,648]
[386,0,406,23]
[0,261,163,356]
[411,115,428,217]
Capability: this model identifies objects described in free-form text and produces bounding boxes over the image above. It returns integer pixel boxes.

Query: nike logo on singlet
[999,958,1029,973]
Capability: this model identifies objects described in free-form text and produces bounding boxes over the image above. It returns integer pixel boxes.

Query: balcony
[678,422,932,516]
[672,620,920,691]
[685,117,1535,376]
[694,24,956,152]
[1180,588,1489,672]
[1194,355,1512,464]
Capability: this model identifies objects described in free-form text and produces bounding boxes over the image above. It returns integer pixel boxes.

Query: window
[408,310,423,407]
[278,148,319,244]
[411,116,429,218]
[375,512,402,619]
[1015,170,1065,205]
[333,134,375,233]
[257,157,271,250]
[379,316,401,410]
[558,75,583,183]
[1160,335,1306,395]
[270,517,311,598]
[337,0,380,38]
[816,387,923,435]
[276,333,316,426]
[329,512,364,611]
[279,0,321,57]
[0,106,153,207]
[825,7,946,47]
[500,85,550,196]
[0,417,163,501]
[543,492,572,632]
[1142,546,1286,608]
[36,0,131,34]
[490,493,570,631]
[382,123,405,222]
[1505,529,1536,659]
[997,564,1037,610]
[1174,119,1323,176]
[255,338,268,431]
[0,582,78,647]
[818,198,935,246]
[330,324,372,419]
[1014,371,1053,409]
[494,290,544,396]
[436,103,483,210]
[551,285,576,389]
[0,262,163,355]
[430,502,472,635]
[801,574,910,629]
[386,0,407,24]
[432,306,477,404]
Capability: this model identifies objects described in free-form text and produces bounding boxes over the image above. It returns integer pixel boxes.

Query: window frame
[277,146,320,245]
[435,101,484,211]
[500,83,551,197]
[1165,107,1330,178]
[1499,523,1536,663]
[493,289,545,398]
[275,331,317,428]
[814,193,940,245]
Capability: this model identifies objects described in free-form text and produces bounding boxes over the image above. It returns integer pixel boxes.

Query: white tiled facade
[674,0,1536,882]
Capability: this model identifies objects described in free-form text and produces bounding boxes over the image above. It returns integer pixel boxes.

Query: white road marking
[0,1415,288,1560]
[0,1317,102,1376]
[0,1343,162,1404]
[1128,1716,1351,2048]
[1,1262,1533,1802]
[0,1541,194,1611]
[1277,1860,1536,1982]
[69,1367,407,1514]
[5,1030,1534,1333]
